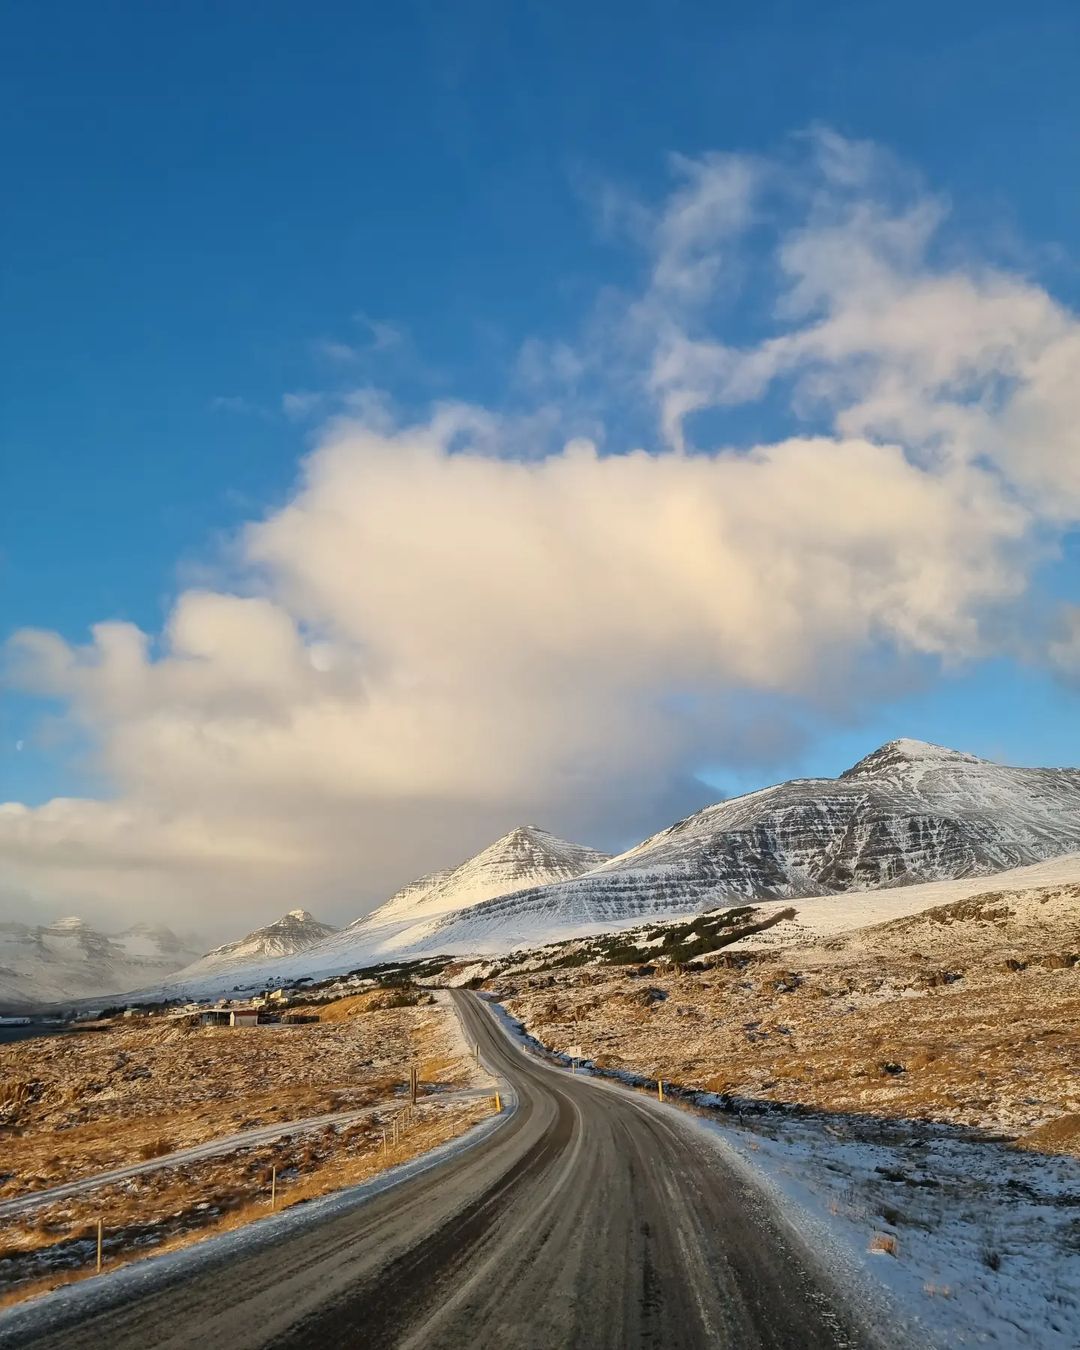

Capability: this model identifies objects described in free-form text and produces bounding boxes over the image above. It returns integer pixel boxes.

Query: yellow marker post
[658,1079,664,1102]
[271,1165,277,1210]
[96,1219,103,1273]
[494,1091,502,1113]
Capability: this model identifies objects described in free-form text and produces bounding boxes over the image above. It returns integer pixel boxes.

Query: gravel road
[0,991,891,1349]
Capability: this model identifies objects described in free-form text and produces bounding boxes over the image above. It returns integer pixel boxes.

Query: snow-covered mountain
[415,740,1080,951]
[130,826,609,999]
[88,741,1080,1002]
[0,918,204,1010]
[373,826,609,922]
[193,909,338,967]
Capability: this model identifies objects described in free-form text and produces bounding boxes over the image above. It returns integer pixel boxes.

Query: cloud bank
[4,131,1079,933]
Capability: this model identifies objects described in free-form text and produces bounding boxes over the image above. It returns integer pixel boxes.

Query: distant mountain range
[0,918,204,1010]
[152,825,608,998]
[11,740,1080,1006]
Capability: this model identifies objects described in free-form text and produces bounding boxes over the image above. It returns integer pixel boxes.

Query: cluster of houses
[162,986,308,1027]
[37,968,388,1031]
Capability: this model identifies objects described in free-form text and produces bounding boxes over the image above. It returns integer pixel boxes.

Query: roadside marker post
[96,1218,102,1273]
[271,1166,277,1210]
[658,1079,664,1102]
[494,1091,502,1113]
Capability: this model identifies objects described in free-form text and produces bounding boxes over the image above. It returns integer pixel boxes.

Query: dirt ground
[495,883,1080,1148]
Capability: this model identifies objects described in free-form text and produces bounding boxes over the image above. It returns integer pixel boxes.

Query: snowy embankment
[724,852,1080,952]
[704,1113,1080,1349]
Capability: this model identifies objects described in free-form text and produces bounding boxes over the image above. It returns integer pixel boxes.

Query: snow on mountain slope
[185,909,338,970]
[413,740,1080,951]
[721,851,1080,955]
[130,826,609,1000]
[374,826,609,921]
[100,742,1080,1001]
[0,918,204,1009]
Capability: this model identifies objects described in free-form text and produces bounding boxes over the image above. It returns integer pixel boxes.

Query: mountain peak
[840,739,982,780]
[200,909,337,965]
[468,825,606,874]
[366,826,611,925]
[491,824,548,845]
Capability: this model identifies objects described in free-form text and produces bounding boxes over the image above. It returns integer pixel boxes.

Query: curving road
[0,992,884,1349]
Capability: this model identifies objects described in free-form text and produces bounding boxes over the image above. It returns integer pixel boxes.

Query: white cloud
[4,131,1080,933]
[282,390,328,420]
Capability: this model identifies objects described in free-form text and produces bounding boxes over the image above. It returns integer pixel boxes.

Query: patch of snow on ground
[699,1110,1080,1348]
[725,853,1080,952]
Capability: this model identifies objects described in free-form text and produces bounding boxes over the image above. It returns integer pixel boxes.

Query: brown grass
[136,1136,176,1161]
[0,1000,475,1202]
[0,1099,490,1309]
[497,922,1080,1147]
[0,994,494,1308]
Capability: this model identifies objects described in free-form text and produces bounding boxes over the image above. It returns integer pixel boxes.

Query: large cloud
[3,132,1078,933]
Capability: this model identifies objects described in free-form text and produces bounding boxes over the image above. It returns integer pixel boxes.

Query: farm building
[168,1007,262,1027]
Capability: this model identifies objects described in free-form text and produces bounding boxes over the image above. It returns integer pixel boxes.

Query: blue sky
[3,2,1080,927]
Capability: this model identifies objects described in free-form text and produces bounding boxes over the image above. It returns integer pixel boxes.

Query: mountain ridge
[20,739,1080,1005]
[132,825,610,1000]
[0,918,205,1010]
[196,909,338,966]
[410,738,1080,951]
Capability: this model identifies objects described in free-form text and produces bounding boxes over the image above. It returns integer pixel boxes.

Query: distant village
[0,962,431,1035]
